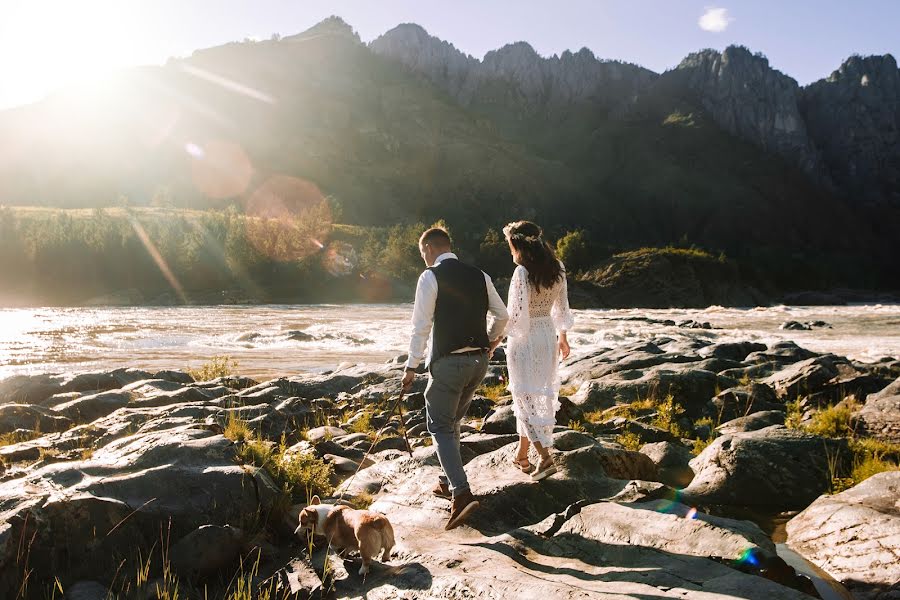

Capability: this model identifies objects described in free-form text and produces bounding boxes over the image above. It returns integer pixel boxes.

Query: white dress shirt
[406,252,509,370]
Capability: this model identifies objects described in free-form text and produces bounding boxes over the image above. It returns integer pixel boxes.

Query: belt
[451,348,488,356]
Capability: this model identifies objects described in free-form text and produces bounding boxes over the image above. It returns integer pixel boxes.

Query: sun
[0,0,148,108]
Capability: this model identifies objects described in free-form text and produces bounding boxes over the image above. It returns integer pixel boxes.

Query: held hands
[488,337,503,359]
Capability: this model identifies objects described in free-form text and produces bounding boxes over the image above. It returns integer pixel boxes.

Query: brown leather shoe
[445,491,479,530]
[432,481,451,499]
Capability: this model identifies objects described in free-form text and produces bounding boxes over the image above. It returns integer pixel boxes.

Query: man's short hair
[419,227,452,249]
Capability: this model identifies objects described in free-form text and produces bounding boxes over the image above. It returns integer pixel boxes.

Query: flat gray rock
[786,471,900,598]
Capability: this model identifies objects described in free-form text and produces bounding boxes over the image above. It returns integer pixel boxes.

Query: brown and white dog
[294,496,395,576]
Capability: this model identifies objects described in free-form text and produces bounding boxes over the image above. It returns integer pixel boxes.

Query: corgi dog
[294,496,395,576]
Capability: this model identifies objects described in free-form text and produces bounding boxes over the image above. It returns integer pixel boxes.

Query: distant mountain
[0,16,897,290]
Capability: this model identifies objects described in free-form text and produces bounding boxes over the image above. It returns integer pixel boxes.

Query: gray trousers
[425,351,489,497]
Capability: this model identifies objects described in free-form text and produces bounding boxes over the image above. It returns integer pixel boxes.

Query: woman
[496,221,574,481]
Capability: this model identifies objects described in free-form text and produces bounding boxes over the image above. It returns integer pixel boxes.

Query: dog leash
[335,384,414,503]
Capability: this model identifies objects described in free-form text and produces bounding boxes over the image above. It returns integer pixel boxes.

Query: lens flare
[686,507,698,519]
[652,489,684,514]
[242,175,331,261]
[737,547,761,567]
[189,139,254,199]
[358,273,393,302]
[185,142,205,158]
[322,241,358,277]
[128,217,187,304]
[180,64,276,104]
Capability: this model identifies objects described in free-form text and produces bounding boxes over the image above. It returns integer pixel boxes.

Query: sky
[0,0,898,110]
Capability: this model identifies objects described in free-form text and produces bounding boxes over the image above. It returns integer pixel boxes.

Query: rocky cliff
[372,23,900,207]
[802,54,900,206]
[663,46,826,179]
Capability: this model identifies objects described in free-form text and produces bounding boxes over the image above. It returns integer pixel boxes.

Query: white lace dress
[505,264,575,447]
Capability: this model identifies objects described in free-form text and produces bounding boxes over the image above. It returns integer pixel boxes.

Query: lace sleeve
[551,268,575,332]
[506,265,531,338]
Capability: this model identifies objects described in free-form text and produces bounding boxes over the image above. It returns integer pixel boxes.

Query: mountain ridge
[0,16,897,294]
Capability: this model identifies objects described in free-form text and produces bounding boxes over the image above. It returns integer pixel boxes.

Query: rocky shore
[1,336,898,599]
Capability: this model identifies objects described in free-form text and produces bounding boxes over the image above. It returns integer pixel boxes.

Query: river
[1,304,898,380]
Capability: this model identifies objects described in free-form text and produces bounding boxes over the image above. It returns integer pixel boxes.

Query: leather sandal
[531,456,557,481]
[512,456,534,473]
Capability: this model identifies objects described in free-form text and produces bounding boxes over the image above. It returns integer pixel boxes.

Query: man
[401,227,508,530]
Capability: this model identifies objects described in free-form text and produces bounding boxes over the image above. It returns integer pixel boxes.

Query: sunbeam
[180,64,276,104]
[127,216,188,304]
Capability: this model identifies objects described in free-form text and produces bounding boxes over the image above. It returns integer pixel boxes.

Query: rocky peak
[669,45,824,178]
[368,23,477,93]
[827,53,899,86]
[286,15,361,44]
[370,24,656,111]
[801,54,900,205]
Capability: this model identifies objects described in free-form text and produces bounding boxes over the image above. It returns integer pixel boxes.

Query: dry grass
[0,430,42,446]
[238,438,334,501]
[568,420,586,432]
[803,399,861,438]
[188,355,238,381]
[224,412,253,442]
[478,383,509,402]
[616,431,643,451]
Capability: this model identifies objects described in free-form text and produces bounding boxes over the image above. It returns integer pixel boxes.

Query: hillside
[0,16,898,300]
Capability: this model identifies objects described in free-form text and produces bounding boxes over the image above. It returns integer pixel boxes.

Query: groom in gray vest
[402,227,508,530]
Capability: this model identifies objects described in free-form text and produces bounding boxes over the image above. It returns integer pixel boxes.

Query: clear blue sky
[1,0,898,109]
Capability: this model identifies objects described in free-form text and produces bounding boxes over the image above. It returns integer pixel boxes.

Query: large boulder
[706,383,783,422]
[763,354,885,405]
[716,410,786,435]
[571,364,729,418]
[640,441,695,488]
[53,390,135,423]
[0,403,73,434]
[345,431,660,534]
[563,341,704,385]
[0,369,152,406]
[170,524,245,580]
[787,471,900,599]
[0,426,277,597]
[682,425,848,510]
[699,341,768,362]
[852,377,900,443]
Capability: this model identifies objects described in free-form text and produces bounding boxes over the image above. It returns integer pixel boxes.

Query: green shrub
[238,438,334,500]
[651,395,686,437]
[616,431,642,451]
[224,412,253,442]
[804,400,860,438]
[784,399,803,429]
[556,230,591,273]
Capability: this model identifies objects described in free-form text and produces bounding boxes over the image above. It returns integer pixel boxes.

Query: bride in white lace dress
[495,221,574,481]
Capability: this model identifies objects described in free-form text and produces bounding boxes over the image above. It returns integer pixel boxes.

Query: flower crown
[507,232,542,243]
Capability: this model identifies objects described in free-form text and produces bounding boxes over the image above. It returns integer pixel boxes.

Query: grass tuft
[803,400,861,438]
[478,382,509,402]
[189,355,238,381]
[616,431,642,451]
[224,412,253,442]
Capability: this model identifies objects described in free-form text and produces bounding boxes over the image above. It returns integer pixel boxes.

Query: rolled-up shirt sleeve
[405,270,438,370]
[484,272,509,341]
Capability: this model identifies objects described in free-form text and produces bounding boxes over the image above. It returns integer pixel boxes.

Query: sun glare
[0,1,148,108]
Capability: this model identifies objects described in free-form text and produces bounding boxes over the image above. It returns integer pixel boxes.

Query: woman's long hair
[503,221,563,290]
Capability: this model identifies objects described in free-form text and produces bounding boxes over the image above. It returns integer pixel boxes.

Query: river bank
[1,332,898,598]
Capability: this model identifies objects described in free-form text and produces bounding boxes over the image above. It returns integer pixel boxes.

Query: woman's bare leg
[516,436,531,461]
[533,441,552,466]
